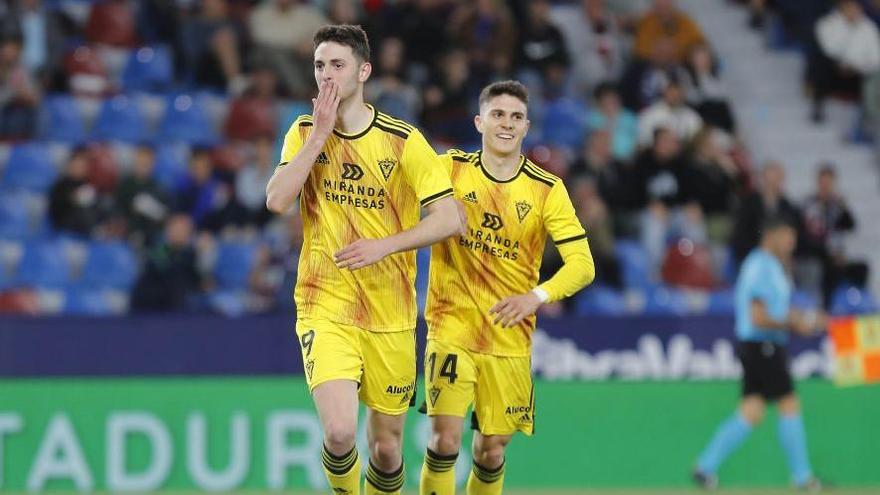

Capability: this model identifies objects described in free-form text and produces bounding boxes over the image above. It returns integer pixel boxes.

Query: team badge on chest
[515,200,532,222]
[378,158,396,180]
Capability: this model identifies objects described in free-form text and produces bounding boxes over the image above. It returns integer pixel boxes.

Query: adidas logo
[315,152,329,165]
[518,413,531,423]
[462,191,477,204]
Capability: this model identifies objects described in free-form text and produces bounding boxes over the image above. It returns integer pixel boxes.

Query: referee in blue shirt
[693,216,825,491]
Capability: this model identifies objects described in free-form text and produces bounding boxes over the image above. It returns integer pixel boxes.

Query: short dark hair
[762,214,795,235]
[593,81,619,100]
[313,24,370,62]
[479,80,529,108]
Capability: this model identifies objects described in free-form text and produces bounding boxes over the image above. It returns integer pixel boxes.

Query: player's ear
[359,62,372,83]
[474,114,483,134]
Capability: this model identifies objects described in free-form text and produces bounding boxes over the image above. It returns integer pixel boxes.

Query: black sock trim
[366,460,405,492]
[322,445,357,475]
[472,460,504,483]
[425,448,458,472]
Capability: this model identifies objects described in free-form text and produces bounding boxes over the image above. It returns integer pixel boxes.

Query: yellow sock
[466,460,504,495]
[364,459,405,494]
[322,444,361,495]
[420,448,458,495]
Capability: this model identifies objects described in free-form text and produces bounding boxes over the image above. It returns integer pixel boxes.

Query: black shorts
[738,341,794,400]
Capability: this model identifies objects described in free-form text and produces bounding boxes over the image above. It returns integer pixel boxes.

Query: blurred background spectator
[0,0,874,318]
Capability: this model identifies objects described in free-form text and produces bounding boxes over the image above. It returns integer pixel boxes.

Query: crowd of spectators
[0,0,872,317]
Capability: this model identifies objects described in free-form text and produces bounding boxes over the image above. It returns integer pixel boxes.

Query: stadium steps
[682,0,880,297]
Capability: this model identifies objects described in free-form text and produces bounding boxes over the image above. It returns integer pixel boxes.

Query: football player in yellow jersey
[265,25,463,495]
[419,81,596,495]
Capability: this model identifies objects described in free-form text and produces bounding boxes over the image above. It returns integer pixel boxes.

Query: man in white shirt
[637,77,703,147]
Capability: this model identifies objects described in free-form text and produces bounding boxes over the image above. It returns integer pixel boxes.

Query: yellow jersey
[278,105,453,332]
[425,149,593,356]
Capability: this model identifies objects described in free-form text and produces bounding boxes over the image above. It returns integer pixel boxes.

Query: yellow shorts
[295,318,416,415]
[423,339,535,436]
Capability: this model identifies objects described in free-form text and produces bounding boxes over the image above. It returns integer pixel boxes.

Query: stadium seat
[153,143,190,190]
[224,97,277,141]
[0,191,45,240]
[540,97,588,150]
[706,290,735,316]
[42,95,87,143]
[661,239,716,290]
[791,290,820,311]
[157,94,220,146]
[208,289,248,317]
[79,241,138,290]
[614,240,653,290]
[63,289,128,316]
[15,241,72,289]
[91,95,151,143]
[214,242,258,290]
[2,144,58,192]
[85,0,138,47]
[575,286,627,316]
[831,285,879,315]
[121,45,174,93]
[643,286,690,316]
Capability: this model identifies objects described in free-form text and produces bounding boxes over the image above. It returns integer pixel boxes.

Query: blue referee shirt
[735,248,791,343]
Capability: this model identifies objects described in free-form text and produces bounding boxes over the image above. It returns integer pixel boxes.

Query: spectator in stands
[681,128,739,244]
[574,129,644,236]
[807,0,880,123]
[235,136,274,228]
[571,175,622,288]
[587,82,638,160]
[131,214,204,312]
[390,0,452,74]
[48,147,100,236]
[730,160,802,263]
[0,32,40,140]
[115,145,170,247]
[5,0,63,79]
[328,0,363,25]
[634,0,706,63]
[175,148,224,229]
[181,0,246,93]
[249,0,327,98]
[421,47,479,144]
[619,37,690,111]
[551,0,625,94]
[638,77,703,147]
[449,0,517,80]
[516,0,570,93]
[636,128,707,271]
[365,37,420,122]
[800,164,868,306]
[683,43,737,134]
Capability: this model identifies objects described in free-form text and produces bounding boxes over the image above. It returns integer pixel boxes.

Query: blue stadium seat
[2,144,58,192]
[157,94,219,146]
[16,240,72,289]
[575,286,627,316]
[208,289,248,317]
[643,286,690,316]
[42,95,87,143]
[706,290,735,316]
[540,98,588,150]
[63,289,117,316]
[121,45,174,92]
[91,95,151,142]
[831,285,878,315]
[0,191,33,239]
[153,143,189,190]
[214,242,258,290]
[614,240,653,290]
[79,241,138,290]
[791,290,820,311]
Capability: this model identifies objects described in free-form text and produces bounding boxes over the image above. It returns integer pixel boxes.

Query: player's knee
[777,395,800,415]
[741,404,765,426]
[323,423,356,454]
[370,437,403,468]
[472,441,507,469]
[428,430,461,456]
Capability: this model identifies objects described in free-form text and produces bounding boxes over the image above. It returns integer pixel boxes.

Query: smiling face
[475,93,530,157]
[313,40,371,102]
